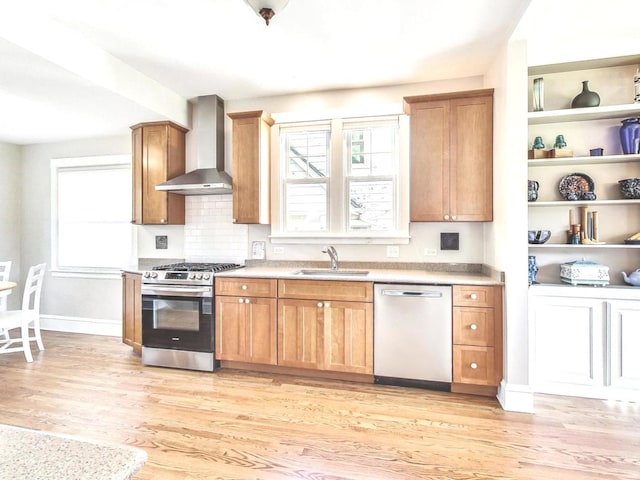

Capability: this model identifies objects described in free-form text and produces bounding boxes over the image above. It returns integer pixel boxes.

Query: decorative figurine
[554,134,567,149]
[532,136,545,149]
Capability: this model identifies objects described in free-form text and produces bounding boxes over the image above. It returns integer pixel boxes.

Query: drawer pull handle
[470,293,478,300]
[242,285,248,290]
[470,362,478,369]
[470,323,478,330]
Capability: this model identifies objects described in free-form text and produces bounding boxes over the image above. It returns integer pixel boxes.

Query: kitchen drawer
[453,345,496,386]
[453,307,495,346]
[278,279,373,302]
[453,285,496,308]
[216,277,277,297]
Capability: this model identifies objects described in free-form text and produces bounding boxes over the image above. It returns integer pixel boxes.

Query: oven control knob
[196,273,203,280]
[143,272,150,278]
[151,272,158,278]
[189,273,196,280]
[203,274,211,280]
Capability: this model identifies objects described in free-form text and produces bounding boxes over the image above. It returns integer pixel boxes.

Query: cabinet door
[608,300,640,390]
[453,306,494,346]
[121,272,142,354]
[229,111,272,225]
[408,100,450,221]
[530,295,605,390]
[131,122,186,225]
[449,94,493,221]
[215,296,247,361]
[245,297,277,365]
[323,301,373,374]
[277,299,322,369]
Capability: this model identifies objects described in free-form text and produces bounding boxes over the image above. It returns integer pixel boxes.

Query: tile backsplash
[184,195,248,263]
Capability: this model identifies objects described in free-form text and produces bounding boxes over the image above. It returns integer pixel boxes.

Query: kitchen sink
[292,269,370,276]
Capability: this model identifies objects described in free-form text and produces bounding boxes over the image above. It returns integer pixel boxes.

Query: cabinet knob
[317,302,323,308]
[444,214,450,220]
[245,298,250,304]
[324,302,331,308]
[470,323,478,330]
[242,285,248,290]
[232,218,237,223]
[160,219,166,224]
[470,362,478,369]
[470,293,478,300]
[238,298,244,304]
[451,215,457,220]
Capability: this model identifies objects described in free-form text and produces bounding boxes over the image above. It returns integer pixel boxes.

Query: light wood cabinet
[131,121,188,225]
[121,271,142,354]
[277,279,374,374]
[215,278,277,365]
[403,89,493,222]
[227,111,274,224]
[452,285,503,393]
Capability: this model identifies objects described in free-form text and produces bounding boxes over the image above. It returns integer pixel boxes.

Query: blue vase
[528,255,539,286]
[619,118,640,154]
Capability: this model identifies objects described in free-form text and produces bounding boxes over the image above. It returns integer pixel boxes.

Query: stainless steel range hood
[155,95,232,195]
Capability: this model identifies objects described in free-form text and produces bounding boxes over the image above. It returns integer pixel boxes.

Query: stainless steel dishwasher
[374,283,452,390]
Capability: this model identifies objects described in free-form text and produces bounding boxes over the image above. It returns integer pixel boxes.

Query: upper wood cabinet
[227,111,274,224]
[404,89,494,222]
[131,121,188,225]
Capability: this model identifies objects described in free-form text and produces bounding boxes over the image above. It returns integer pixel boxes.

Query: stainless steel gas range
[140,262,242,372]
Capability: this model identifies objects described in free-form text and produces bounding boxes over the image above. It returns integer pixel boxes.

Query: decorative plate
[558,173,595,200]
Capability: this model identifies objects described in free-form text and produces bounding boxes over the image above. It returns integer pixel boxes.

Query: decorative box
[560,259,610,286]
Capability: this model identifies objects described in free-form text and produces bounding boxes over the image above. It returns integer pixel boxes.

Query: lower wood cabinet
[452,285,503,393]
[121,272,142,354]
[278,297,373,374]
[215,278,277,365]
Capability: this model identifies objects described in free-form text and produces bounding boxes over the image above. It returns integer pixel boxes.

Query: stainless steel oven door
[141,285,213,352]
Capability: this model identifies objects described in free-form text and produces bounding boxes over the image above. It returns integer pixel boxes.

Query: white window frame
[50,154,136,278]
[271,115,410,244]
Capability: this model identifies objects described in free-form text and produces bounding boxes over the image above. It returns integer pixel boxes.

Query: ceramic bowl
[619,178,640,199]
[528,230,551,244]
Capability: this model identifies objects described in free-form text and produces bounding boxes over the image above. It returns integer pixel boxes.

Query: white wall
[0,142,22,309]
[20,135,131,335]
[485,40,533,413]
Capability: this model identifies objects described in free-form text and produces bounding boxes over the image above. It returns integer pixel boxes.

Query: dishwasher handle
[381,289,443,298]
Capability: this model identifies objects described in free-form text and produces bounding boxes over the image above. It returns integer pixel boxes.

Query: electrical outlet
[386,246,399,258]
[273,246,285,254]
[424,248,437,256]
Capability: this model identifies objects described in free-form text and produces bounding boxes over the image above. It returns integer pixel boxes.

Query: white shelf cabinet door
[608,299,640,391]
[530,295,605,393]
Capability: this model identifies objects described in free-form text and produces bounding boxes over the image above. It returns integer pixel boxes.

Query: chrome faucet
[322,246,339,270]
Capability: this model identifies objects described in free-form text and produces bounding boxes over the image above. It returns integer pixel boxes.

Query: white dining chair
[0,261,12,342]
[0,263,46,362]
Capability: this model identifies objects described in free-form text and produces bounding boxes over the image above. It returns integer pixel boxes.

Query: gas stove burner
[152,262,243,273]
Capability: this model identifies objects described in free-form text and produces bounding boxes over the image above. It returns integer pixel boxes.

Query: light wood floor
[1,331,639,480]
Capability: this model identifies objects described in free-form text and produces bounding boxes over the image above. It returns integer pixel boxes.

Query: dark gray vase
[571,80,600,108]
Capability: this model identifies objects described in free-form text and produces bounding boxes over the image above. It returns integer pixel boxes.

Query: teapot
[622,269,640,286]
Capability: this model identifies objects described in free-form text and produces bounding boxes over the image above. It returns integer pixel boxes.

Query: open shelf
[529,199,640,207]
[528,103,640,125]
[528,154,640,167]
[528,243,640,249]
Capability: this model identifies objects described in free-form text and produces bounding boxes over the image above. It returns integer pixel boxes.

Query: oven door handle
[141,286,212,297]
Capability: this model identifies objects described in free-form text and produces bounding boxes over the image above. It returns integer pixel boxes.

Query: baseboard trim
[497,380,535,413]
[40,314,120,337]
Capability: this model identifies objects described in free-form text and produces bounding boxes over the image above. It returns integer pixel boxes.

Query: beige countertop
[217,263,503,286]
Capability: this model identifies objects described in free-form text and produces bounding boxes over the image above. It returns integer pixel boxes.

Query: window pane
[285,183,327,231]
[286,130,329,179]
[345,125,397,177]
[55,161,132,269]
[348,180,394,231]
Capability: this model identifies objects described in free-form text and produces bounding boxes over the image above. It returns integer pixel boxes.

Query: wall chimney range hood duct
[155,95,232,195]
